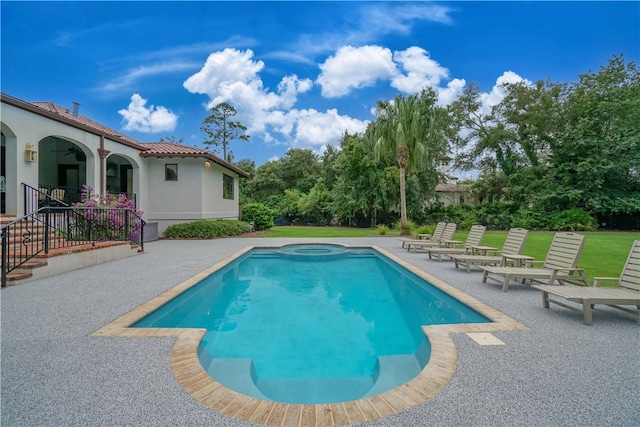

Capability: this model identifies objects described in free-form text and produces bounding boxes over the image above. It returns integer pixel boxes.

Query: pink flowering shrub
[72,185,144,242]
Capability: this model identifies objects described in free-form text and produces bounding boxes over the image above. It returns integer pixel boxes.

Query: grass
[262,226,639,282]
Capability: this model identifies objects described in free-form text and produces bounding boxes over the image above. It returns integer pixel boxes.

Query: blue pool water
[133,244,490,403]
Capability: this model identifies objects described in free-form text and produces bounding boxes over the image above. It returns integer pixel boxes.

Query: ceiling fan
[50,146,87,161]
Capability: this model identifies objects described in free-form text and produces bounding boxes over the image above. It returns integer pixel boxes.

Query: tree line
[230,55,639,232]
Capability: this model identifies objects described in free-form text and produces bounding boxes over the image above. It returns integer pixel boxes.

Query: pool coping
[92,243,527,427]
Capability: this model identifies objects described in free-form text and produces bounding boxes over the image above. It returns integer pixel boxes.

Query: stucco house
[434,180,475,207]
[1,93,250,237]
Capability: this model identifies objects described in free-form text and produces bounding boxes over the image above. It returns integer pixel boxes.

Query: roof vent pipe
[72,102,80,117]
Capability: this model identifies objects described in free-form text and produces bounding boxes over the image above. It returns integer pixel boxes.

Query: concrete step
[4,271,33,282]
[2,241,143,287]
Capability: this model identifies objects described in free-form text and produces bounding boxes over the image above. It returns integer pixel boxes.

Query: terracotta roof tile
[30,101,144,148]
[139,143,250,178]
[139,142,212,156]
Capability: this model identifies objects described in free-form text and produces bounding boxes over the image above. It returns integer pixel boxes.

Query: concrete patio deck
[2,237,639,426]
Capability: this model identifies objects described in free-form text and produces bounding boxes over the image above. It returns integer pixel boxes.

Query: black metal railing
[24,184,136,215]
[1,206,145,288]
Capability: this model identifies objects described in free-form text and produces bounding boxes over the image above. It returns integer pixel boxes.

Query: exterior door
[58,164,80,188]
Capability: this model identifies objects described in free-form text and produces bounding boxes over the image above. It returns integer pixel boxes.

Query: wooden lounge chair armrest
[552,267,587,274]
[548,267,590,286]
[527,260,544,267]
[593,277,619,287]
[444,240,463,248]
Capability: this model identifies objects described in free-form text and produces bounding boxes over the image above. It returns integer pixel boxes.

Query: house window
[165,164,178,181]
[223,174,234,199]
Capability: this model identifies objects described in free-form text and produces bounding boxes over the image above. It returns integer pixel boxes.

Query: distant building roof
[436,183,472,192]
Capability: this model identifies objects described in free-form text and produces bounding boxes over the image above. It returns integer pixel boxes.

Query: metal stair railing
[1,206,145,288]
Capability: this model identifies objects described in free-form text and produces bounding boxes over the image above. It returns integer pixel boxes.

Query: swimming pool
[132,244,490,404]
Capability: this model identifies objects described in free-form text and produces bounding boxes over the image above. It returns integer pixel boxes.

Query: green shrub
[510,209,546,230]
[394,219,416,235]
[415,224,435,236]
[376,224,389,235]
[241,203,275,230]
[164,220,250,239]
[548,208,597,231]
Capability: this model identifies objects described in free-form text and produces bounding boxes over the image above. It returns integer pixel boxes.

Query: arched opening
[1,124,19,215]
[38,136,88,205]
[106,154,134,199]
[1,132,6,213]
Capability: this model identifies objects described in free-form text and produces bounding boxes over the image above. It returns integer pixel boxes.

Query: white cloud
[293,108,369,147]
[118,93,178,133]
[479,71,532,115]
[183,48,265,99]
[277,75,313,109]
[102,61,199,92]
[286,3,454,61]
[391,46,450,94]
[317,45,396,98]
[437,78,466,106]
[183,48,367,151]
[362,3,454,32]
[184,48,312,116]
[317,45,464,103]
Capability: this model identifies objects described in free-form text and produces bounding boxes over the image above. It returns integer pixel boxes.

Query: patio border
[92,243,527,427]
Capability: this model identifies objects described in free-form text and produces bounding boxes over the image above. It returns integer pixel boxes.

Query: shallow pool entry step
[200,341,430,404]
[256,376,375,404]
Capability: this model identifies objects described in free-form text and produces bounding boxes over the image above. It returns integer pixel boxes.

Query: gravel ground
[2,237,639,427]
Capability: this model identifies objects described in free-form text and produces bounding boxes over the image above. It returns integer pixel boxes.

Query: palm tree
[366,89,450,235]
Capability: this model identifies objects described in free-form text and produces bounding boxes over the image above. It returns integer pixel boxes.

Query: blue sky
[2,1,639,168]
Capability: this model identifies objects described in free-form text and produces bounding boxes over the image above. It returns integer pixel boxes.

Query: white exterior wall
[147,157,241,234]
[201,162,240,219]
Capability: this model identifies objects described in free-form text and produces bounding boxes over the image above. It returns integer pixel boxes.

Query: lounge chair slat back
[430,222,447,241]
[501,228,529,256]
[619,241,640,292]
[542,232,585,270]
[465,225,486,248]
[440,222,457,242]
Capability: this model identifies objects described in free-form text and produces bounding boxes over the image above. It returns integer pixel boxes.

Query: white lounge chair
[480,232,588,292]
[405,223,457,253]
[426,225,486,262]
[401,221,445,248]
[450,228,529,273]
[532,240,640,325]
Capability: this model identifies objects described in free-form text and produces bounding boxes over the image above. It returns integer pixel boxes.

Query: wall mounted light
[205,161,211,167]
[25,143,38,163]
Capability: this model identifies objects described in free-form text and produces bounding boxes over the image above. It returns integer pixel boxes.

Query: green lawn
[262,226,639,282]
